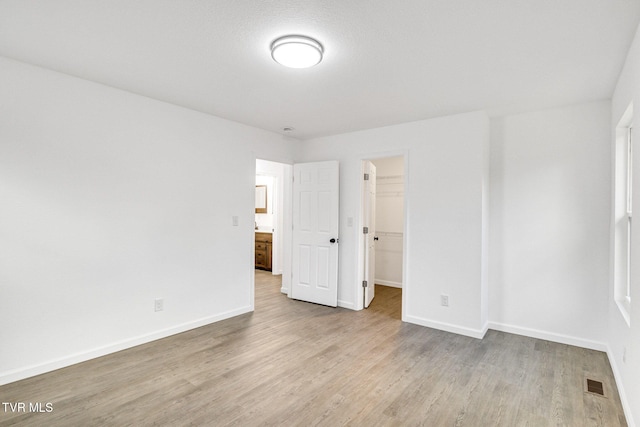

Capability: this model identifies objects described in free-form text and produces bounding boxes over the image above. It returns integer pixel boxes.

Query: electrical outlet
[232,216,239,226]
[154,298,164,312]
[440,295,449,307]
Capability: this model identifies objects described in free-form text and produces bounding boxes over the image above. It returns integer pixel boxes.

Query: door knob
[330,238,338,243]
[374,236,379,241]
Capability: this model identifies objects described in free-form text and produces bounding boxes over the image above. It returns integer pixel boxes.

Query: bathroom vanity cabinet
[255,232,272,271]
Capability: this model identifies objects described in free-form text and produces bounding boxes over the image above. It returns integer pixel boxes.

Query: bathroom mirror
[255,185,267,213]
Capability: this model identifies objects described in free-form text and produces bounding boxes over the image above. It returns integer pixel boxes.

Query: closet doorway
[360,155,405,319]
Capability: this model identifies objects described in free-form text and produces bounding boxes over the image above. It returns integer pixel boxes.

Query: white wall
[609,19,640,427]
[489,101,611,350]
[371,157,404,288]
[0,57,297,384]
[298,112,490,337]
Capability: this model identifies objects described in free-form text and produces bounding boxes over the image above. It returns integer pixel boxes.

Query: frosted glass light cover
[271,36,323,69]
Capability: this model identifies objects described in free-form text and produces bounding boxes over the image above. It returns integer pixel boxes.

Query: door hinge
[364,173,370,181]
[362,280,368,288]
[363,226,369,234]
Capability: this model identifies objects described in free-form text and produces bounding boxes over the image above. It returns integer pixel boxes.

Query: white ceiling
[1,0,639,139]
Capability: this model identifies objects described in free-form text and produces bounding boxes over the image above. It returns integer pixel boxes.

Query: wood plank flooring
[0,271,627,426]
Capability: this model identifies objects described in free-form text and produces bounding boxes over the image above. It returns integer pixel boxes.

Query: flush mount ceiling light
[271,35,324,69]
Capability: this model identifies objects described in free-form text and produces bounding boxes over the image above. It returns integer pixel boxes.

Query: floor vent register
[585,378,605,397]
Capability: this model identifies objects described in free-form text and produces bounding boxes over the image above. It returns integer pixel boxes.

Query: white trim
[607,345,636,427]
[615,298,631,327]
[0,306,252,386]
[614,103,634,325]
[338,299,355,310]
[405,315,488,339]
[488,322,607,352]
[375,280,402,288]
[401,153,409,324]
[481,320,489,337]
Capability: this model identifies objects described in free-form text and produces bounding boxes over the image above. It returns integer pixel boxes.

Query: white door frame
[357,150,409,318]
[254,158,293,295]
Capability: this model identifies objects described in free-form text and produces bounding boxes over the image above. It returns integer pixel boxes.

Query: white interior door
[291,161,339,307]
[364,161,377,308]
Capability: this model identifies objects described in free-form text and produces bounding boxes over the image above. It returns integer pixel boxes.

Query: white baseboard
[606,345,636,427]
[280,287,289,294]
[404,315,488,339]
[375,280,402,288]
[480,320,489,338]
[0,306,253,386]
[338,299,355,310]
[488,322,607,352]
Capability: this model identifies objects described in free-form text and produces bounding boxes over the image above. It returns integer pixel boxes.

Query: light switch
[232,216,239,226]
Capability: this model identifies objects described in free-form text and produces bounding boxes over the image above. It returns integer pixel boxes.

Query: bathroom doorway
[255,159,292,296]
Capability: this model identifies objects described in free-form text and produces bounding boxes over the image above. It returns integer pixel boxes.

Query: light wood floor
[0,271,627,426]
